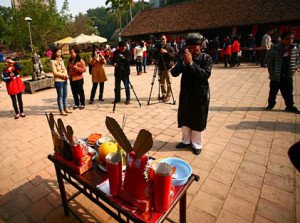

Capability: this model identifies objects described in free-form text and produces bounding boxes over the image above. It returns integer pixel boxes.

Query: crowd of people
[1,30,299,155]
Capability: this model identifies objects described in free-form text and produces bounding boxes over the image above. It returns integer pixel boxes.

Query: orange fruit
[98,142,118,163]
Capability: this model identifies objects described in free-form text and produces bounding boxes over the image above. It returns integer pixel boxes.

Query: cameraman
[111,41,132,104]
[153,35,175,102]
[171,33,212,155]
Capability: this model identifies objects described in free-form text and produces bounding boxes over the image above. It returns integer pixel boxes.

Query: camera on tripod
[150,35,163,51]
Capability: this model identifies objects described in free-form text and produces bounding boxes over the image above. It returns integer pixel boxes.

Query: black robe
[171,53,212,131]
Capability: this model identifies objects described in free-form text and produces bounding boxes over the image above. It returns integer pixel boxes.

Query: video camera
[150,35,163,51]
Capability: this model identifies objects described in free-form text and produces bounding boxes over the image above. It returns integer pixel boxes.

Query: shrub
[0,52,91,79]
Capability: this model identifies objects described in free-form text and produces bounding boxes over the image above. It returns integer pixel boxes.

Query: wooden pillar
[232,26,237,36]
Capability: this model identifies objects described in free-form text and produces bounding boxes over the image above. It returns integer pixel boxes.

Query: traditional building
[120,0,300,44]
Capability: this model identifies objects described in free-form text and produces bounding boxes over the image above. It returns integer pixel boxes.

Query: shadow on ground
[0,176,106,223]
[226,121,299,133]
[210,106,267,112]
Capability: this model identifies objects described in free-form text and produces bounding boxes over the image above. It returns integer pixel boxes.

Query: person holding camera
[111,41,132,104]
[153,35,175,102]
[89,45,107,104]
[2,58,25,119]
[171,33,212,155]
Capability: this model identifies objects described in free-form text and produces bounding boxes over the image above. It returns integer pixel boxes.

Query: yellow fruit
[98,142,118,163]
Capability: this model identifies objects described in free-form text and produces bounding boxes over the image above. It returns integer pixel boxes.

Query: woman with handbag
[89,45,107,104]
[67,47,87,109]
[1,57,25,119]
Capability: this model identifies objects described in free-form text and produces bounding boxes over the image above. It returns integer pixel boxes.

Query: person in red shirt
[1,58,25,119]
[67,47,87,109]
[230,36,241,67]
[222,36,231,68]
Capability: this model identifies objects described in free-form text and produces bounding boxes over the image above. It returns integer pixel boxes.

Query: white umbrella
[69,33,93,45]
[90,34,107,44]
[69,33,107,45]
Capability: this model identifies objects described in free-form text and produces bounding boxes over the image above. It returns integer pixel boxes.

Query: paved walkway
[0,63,299,223]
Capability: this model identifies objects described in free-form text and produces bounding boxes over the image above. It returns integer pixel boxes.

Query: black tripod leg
[158,78,161,101]
[169,83,176,105]
[147,66,157,105]
[167,75,176,105]
[129,82,141,107]
[113,100,116,113]
[147,84,154,105]
[147,77,155,105]
[113,86,120,113]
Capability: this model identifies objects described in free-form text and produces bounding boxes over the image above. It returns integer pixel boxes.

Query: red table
[48,154,199,223]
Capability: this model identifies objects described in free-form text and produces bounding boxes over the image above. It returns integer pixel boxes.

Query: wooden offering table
[48,154,199,223]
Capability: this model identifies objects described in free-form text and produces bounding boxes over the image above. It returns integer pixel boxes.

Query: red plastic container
[71,140,88,164]
[151,163,175,212]
[123,151,152,200]
[106,152,122,196]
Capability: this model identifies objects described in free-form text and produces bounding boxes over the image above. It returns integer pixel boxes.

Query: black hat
[118,41,126,47]
[186,33,204,45]
[281,31,293,39]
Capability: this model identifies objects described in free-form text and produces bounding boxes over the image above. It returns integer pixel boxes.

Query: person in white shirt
[141,41,148,73]
[260,28,273,67]
[134,42,143,75]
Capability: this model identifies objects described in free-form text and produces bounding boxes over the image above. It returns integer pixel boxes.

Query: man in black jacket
[111,41,132,104]
[171,33,212,155]
[266,31,299,113]
[153,35,175,102]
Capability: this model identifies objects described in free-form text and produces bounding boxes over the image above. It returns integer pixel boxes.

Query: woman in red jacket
[67,47,87,109]
[230,36,241,67]
[223,36,231,68]
[1,58,25,119]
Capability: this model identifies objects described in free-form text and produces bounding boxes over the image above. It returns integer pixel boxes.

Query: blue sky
[1,0,107,16]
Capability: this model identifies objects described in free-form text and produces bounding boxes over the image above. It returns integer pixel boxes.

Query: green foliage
[105,0,127,28]
[0,52,91,78]
[122,1,151,26]
[0,0,157,53]
[0,0,70,52]
[87,1,151,40]
[0,59,34,78]
[67,14,95,37]
[80,52,92,64]
[87,7,117,40]
[0,6,13,44]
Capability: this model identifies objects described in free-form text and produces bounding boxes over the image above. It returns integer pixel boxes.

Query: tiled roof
[121,0,300,37]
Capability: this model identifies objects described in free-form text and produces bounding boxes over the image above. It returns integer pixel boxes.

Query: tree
[60,0,72,20]
[120,1,151,28]
[86,7,116,39]
[67,13,95,37]
[0,6,14,49]
[0,0,71,52]
[105,0,126,28]
[123,0,134,21]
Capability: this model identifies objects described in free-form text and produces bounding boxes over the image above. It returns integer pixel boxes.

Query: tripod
[113,80,141,113]
[147,56,176,105]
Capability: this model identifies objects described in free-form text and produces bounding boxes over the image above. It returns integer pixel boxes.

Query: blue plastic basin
[159,157,192,186]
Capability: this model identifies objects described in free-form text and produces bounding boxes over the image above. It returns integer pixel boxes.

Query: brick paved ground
[0,63,299,223]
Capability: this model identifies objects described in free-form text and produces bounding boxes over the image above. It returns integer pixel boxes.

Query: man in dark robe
[171,33,212,155]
